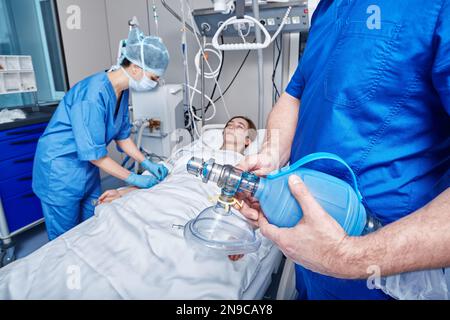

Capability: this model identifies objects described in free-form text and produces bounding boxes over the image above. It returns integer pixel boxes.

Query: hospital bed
[0,125,286,299]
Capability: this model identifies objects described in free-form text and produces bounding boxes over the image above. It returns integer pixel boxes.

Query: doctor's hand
[140,159,168,181]
[236,149,281,176]
[259,175,358,279]
[235,150,281,225]
[125,172,159,189]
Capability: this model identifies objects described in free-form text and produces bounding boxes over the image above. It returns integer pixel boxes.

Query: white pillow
[199,125,265,155]
[244,129,266,156]
[199,127,223,150]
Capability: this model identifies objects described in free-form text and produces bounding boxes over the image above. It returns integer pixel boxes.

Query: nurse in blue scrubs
[32,27,170,240]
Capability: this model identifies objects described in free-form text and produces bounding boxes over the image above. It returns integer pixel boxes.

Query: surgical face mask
[122,67,158,92]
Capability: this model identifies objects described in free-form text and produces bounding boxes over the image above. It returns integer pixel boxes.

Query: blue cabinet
[0,122,47,234]
[2,192,43,234]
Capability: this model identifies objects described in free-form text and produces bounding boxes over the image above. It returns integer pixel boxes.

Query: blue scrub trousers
[295,266,393,300]
[41,185,101,240]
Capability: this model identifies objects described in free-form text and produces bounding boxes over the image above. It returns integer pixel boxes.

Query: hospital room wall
[56,0,152,83]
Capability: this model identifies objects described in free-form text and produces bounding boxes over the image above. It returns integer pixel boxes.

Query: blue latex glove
[140,159,168,181]
[125,172,159,189]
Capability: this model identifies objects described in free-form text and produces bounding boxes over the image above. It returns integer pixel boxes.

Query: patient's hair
[121,57,132,67]
[225,116,257,142]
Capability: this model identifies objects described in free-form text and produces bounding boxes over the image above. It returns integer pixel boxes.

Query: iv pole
[252,0,265,129]
[233,0,264,128]
[164,0,265,130]
[167,0,206,133]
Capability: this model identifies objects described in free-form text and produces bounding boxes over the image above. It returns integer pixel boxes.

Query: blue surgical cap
[123,27,170,77]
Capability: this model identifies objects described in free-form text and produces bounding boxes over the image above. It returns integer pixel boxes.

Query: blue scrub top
[33,72,131,204]
[286,0,450,299]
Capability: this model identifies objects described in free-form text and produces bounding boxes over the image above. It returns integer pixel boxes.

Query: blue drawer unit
[0,154,35,182]
[0,173,33,200]
[0,133,43,162]
[0,122,48,141]
[0,122,48,235]
[2,192,43,233]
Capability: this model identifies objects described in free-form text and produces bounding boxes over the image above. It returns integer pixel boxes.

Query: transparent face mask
[184,202,261,256]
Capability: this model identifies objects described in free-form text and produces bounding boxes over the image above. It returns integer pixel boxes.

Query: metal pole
[32,91,40,112]
[200,35,206,127]
[161,0,199,37]
[252,0,265,129]
[179,0,193,136]
[0,198,12,246]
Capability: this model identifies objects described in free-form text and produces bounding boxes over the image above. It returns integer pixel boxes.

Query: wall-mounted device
[193,1,309,38]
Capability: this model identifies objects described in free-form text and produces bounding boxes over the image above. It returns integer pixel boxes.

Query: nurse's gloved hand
[125,172,159,189]
[140,159,168,181]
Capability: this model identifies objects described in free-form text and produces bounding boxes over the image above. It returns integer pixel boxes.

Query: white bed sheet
[0,144,281,299]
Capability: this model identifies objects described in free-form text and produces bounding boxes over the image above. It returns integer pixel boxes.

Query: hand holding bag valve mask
[187,152,450,300]
[187,152,380,238]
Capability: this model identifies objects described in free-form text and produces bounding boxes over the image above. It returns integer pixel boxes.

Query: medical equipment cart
[0,112,54,267]
[0,55,55,267]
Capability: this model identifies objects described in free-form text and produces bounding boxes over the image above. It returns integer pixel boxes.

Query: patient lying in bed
[99,116,257,204]
[0,116,281,299]
[99,116,256,261]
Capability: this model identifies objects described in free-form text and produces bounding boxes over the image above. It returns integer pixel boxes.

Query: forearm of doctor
[116,138,146,163]
[343,188,450,278]
[261,92,300,166]
[91,156,131,181]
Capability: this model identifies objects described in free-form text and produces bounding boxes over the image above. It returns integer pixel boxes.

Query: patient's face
[223,118,251,150]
